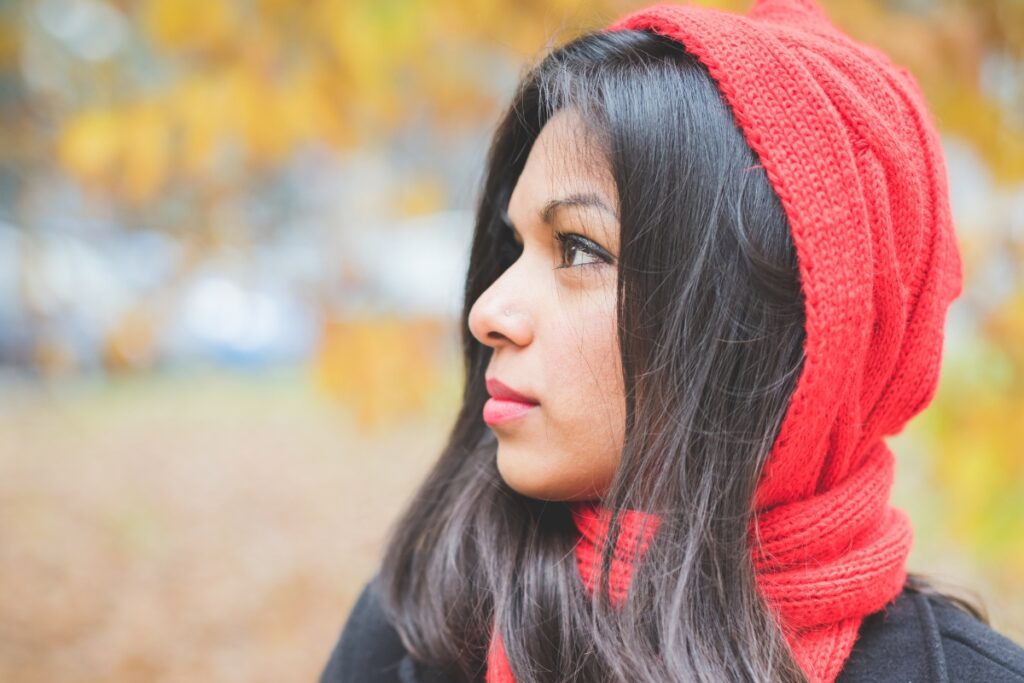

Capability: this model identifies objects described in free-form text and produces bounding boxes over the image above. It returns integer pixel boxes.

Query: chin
[495,445,600,502]
[495,444,562,501]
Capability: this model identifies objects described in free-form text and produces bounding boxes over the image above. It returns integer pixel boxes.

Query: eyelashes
[553,231,611,269]
[498,209,615,270]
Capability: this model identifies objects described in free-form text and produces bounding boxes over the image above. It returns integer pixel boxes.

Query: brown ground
[0,368,448,683]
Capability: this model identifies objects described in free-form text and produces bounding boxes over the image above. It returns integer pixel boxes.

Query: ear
[748,0,836,32]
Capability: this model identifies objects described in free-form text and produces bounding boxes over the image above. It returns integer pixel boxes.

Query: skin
[467,107,624,502]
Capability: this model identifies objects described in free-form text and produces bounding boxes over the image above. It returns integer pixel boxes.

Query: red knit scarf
[485,443,913,683]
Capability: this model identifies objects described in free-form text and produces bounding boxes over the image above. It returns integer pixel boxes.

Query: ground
[0,366,1019,683]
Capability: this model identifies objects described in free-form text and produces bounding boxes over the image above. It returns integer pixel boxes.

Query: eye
[554,232,612,269]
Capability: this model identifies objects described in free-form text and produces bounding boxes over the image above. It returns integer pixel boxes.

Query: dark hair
[376,26,986,683]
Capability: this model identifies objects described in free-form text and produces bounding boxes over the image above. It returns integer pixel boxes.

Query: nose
[468,272,534,350]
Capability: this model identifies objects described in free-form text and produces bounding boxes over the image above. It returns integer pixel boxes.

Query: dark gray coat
[319,575,1024,683]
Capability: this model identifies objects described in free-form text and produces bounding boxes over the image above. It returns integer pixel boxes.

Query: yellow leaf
[58,108,121,188]
[171,74,230,179]
[143,0,235,54]
[120,101,171,203]
[228,66,292,166]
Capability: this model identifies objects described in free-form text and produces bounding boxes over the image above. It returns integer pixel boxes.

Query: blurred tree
[0,0,1017,213]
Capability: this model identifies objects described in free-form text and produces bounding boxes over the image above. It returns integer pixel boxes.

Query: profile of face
[467,107,624,502]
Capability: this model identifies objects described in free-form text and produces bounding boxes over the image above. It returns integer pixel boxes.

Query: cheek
[542,298,624,486]
[546,293,622,422]
[547,327,621,416]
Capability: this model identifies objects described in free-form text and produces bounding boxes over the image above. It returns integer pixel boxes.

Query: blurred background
[0,0,1021,681]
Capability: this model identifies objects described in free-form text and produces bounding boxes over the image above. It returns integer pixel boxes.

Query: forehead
[508,108,617,216]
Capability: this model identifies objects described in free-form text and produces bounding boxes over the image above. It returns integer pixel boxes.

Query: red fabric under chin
[485,502,661,683]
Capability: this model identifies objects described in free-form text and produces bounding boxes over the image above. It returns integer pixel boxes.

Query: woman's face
[468,108,624,502]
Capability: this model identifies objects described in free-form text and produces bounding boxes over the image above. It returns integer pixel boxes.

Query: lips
[483,377,539,426]
[485,378,539,404]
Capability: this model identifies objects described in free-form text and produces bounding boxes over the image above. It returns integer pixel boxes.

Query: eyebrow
[539,192,618,224]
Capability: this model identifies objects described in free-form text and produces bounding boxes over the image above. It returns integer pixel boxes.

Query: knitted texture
[486,1,964,681]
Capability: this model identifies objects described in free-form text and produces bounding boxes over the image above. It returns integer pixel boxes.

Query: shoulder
[318,576,408,683]
[929,591,1024,682]
[317,575,457,683]
[838,586,1024,682]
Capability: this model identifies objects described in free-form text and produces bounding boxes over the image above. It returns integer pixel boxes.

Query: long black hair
[375,26,985,683]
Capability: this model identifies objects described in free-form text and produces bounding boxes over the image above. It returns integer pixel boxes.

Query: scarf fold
[484,0,962,681]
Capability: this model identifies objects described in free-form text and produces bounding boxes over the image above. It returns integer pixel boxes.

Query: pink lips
[483,398,538,425]
[483,377,539,426]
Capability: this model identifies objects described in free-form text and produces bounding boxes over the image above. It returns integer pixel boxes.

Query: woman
[320,1,1024,681]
